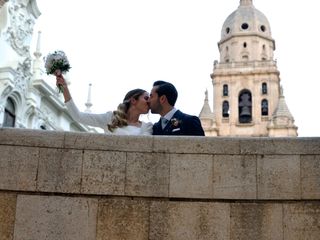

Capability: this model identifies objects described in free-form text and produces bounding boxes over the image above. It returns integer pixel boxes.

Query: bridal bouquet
[44,50,71,93]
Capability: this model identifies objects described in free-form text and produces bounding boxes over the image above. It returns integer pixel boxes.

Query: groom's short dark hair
[153,80,178,106]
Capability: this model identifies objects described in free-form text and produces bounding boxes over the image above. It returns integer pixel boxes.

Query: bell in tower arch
[238,91,252,123]
[240,106,251,117]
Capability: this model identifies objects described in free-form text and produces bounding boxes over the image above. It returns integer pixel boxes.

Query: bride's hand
[56,75,66,88]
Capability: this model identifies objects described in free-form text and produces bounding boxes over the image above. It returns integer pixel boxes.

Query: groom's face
[149,86,162,114]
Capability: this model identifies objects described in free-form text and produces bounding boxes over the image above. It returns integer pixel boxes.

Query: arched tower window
[261,99,268,116]
[238,90,252,123]
[243,42,247,48]
[3,98,16,127]
[223,84,228,96]
[222,101,229,118]
[242,55,249,61]
[262,82,267,94]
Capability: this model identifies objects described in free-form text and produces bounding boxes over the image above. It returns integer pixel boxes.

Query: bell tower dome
[219,0,275,63]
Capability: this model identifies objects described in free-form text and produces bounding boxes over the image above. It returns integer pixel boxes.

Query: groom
[149,80,205,136]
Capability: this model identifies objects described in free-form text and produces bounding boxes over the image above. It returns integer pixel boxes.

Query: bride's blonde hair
[107,88,147,132]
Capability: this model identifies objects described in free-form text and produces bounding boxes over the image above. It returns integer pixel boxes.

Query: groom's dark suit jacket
[152,110,205,136]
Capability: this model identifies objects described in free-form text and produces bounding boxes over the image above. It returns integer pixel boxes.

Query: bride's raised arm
[56,74,112,130]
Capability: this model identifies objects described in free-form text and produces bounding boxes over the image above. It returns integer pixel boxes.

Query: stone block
[37,148,83,193]
[0,145,38,191]
[257,155,300,199]
[240,138,320,155]
[64,132,153,152]
[81,150,126,195]
[213,155,256,199]
[301,155,320,199]
[149,201,230,240]
[13,195,98,240]
[97,198,149,240]
[239,138,275,154]
[230,203,283,240]
[283,202,320,240]
[0,128,64,148]
[125,152,170,197]
[153,137,240,154]
[169,154,213,199]
[0,193,16,240]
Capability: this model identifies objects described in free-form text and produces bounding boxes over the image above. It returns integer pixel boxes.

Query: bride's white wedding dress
[65,99,153,135]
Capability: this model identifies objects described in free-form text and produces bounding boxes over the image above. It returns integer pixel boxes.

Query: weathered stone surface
[153,136,240,154]
[37,148,83,193]
[283,202,320,240]
[97,198,150,240]
[169,154,213,198]
[0,128,64,148]
[13,195,98,240]
[257,155,300,199]
[81,150,126,195]
[230,203,283,240]
[213,155,256,199]
[0,193,16,240]
[149,201,230,240]
[0,145,38,191]
[125,152,170,197]
[240,138,320,155]
[64,132,153,152]
[149,201,170,240]
[301,155,320,199]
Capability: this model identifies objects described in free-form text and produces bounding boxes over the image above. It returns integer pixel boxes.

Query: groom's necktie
[161,117,169,129]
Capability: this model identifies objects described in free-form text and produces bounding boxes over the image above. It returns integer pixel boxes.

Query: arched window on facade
[222,101,229,118]
[223,84,228,96]
[238,90,252,123]
[262,82,267,94]
[3,98,16,127]
[261,99,268,116]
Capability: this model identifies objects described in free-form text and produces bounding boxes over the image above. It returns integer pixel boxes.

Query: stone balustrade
[0,128,319,239]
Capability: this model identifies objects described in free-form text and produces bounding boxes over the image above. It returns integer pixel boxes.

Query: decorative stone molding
[0,84,13,99]
[40,104,56,125]
[13,57,31,94]
[5,0,36,56]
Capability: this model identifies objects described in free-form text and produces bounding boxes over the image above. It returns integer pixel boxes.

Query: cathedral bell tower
[201,0,297,136]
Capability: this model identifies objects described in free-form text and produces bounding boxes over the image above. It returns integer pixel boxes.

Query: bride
[56,74,153,135]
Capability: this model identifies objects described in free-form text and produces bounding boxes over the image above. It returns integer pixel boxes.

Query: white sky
[32,0,320,137]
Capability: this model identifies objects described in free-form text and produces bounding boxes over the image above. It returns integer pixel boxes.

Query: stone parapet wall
[0,128,319,239]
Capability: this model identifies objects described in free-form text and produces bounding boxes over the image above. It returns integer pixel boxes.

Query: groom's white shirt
[161,107,177,128]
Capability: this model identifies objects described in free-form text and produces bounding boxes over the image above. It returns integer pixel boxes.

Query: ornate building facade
[200,0,298,137]
[0,0,94,132]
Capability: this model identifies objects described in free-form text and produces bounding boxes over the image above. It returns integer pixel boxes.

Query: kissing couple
[56,75,205,136]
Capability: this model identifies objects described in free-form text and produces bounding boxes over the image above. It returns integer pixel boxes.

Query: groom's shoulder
[176,110,199,119]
